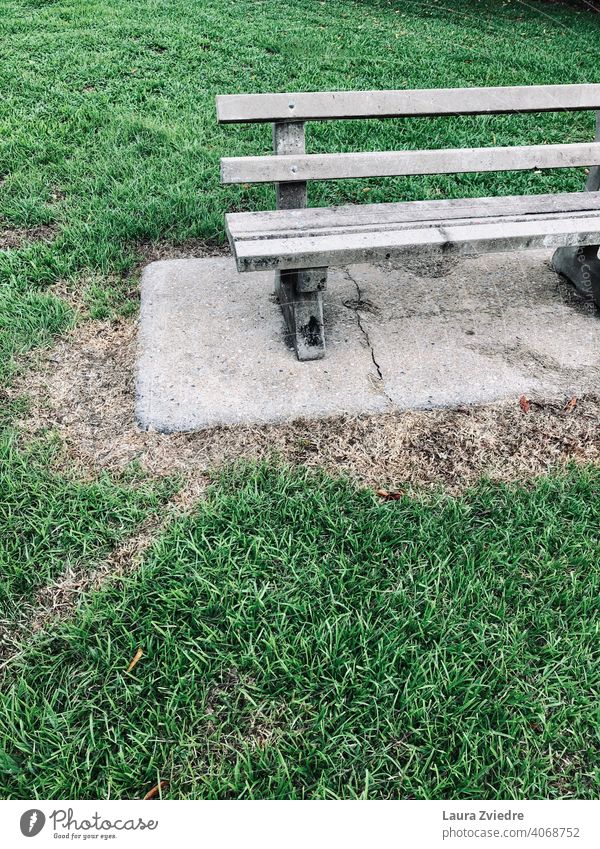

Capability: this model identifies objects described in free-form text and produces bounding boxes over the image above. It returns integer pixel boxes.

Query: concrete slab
[136,252,600,432]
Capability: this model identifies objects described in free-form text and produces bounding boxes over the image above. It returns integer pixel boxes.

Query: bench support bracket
[552,113,600,306]
[276,267,328,360]
[273,121,327,360]
[552,244,600,303]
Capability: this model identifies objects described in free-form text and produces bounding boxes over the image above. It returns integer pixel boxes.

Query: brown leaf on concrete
[143,780,167,800]
[519,395,531,413]
[126,647,143,673]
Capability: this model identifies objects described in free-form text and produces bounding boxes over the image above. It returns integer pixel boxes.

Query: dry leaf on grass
[375,489,404,501]
[519,395,531,413]
[143,780,168,800]
[126,647,143,673]
[564,397,578,413]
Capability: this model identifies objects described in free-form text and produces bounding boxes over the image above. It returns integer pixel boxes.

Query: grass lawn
[0,0,599,800]
[0,433,176,637]
[1,465,599,799]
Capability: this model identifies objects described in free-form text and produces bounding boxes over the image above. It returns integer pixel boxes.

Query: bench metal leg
[552,245,600,304]
[276,267,327,361]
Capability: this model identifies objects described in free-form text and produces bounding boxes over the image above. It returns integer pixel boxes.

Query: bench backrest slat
[221,142,600,185]
[217,84,600,124]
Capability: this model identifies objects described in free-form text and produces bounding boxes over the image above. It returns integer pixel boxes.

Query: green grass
[0,432,176,633]
[1,0,600,376]
[0,464,598,799]
[0,288,73,387]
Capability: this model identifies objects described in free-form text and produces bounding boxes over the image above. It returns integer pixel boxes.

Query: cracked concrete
[342,267,392,403]
[136,253,600,432]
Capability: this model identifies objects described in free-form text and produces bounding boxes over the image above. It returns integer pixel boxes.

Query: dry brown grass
[10,315,600,494]
[0,223,58,251]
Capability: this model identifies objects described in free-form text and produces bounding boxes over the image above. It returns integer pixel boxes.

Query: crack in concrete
[342,268,394,404]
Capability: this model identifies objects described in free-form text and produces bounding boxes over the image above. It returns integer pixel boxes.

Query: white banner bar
[0,800,598,848]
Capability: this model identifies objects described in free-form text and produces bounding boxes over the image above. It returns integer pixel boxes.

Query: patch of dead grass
[135,238,228,266]
[10,316,600,494]
[0,223,58,251]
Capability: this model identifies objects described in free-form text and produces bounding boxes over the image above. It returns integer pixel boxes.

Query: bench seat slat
[217,84,600,123]
[233,218,600,271]
[225,194,600,271]
[234,209,600,243]
[221,143,600,184]
[228,191,600,238]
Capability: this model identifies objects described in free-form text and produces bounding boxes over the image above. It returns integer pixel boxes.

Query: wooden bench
[217,85,600,361]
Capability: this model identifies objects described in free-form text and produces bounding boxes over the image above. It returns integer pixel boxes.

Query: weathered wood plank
[230,209,600,246]
[227,191,600,240]
[227,192,600,236]
[221,143,600,184]
[588,111,600,192]
[216,85,600,124]
[231,215,600,272]
[273,121,307,210]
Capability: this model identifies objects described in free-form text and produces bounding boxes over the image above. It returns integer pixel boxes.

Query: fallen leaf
[564,396,578,413]
[519,395,530,413]
[126,647,143,673]
[376,489,403,501]
[143,780,168,800]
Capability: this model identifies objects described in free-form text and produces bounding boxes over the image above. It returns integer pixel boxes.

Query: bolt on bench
[217,85,600,361]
